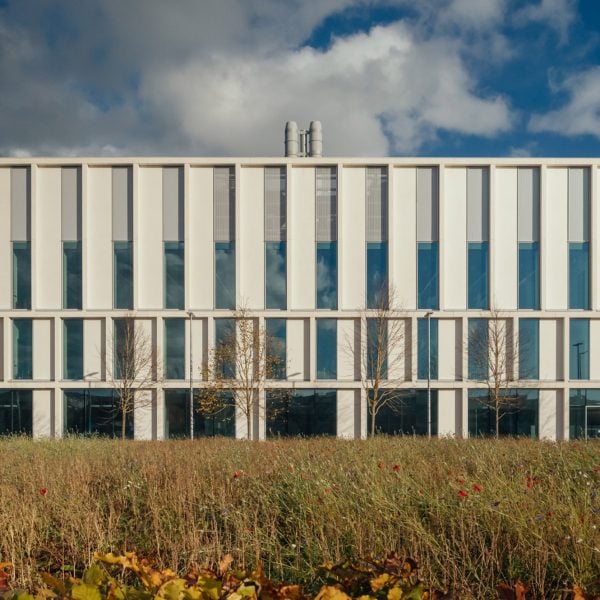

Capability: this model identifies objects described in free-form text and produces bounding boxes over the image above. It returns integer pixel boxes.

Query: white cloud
[529,67,600,137]
[0,0,514,156]
[514,0,577,44]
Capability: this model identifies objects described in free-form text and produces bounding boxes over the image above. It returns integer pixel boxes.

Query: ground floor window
[368,390,438,436]
[570,389,600,439]
[165,389,235,438]
[468,389,538,437]
[0,390,32,435]
[64,389,133,438]
[266,389,336,437]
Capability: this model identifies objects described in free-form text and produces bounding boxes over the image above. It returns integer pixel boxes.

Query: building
[1,140,599,439]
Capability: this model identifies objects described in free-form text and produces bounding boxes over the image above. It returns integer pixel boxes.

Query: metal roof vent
[285,121,322,157]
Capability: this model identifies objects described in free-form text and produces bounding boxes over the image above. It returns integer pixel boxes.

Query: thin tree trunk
[122,401,127,440]
[246,410,252,441]
[371,406,376,437]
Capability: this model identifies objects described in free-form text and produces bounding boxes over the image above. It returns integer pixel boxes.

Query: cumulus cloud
[529,67,600,137]
[0,0,514,156]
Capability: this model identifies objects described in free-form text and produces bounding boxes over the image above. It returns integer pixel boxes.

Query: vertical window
[113,167,133,309]
[215,318,235,378]
[467,168,489,309]
[266,318,286,380]
[63,319,83,380]
[113,318,134,380]
[214,167,236,309]
[569,167,590,309]
[267,389,337,437]
[0,390,33,435]
[265,167,287,309]
[468,318,488,380]
[12,242,31,309]
[417,318,438,380]
[367,317,388,380]
[63,242,82,309]
[518,243,540,309]
[164,242,185,309]
[164,318,185,380]
[517,168,540,309]
[61,167,82,309]
[366,167,388,308]
[163,167,185,310]
[13,318,32,380]
[518,318,539,380]
[114,242,133,309]
[11,168,31,310]
[417,242,439,309]
[316,319,337,379]
[570,318,590,380]
[316,167,337,309]
[569,389,600,440]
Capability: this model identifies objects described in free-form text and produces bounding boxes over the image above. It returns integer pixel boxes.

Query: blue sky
[0,0,599,157]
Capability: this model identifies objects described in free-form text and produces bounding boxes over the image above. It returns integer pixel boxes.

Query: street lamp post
[188,311,194,440]
[425,311,434,439]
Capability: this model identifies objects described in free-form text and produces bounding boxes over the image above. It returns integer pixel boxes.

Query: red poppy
[392,465,401,471]
[456,477,465,484]
[472,484,483,492]
[458,490,469,498]
[377,461,385,469]
[39,488,48,496]
[233,471,242,479]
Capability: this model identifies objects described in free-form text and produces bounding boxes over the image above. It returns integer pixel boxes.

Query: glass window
[367,318,388,380]
[63,319,83,380]
[0,390,32,435]
[12,241,31,310]
[468,318,488,380]
[417,242,439,309]
[164,389,235,438]
[266,318,286,380]
[468,242,488,309]
[215,318,235,378]
[316,242,337,309]
[316,319,337,379]
[265,241,286,309]
[266,389,336,437]
[215,241,235,309]
[13,318,32,380]
[569,242,589,310]
[518,242,539,309]
[113,318,135,380]
[164,242,184,309]
[114,241,133,309]
[468,389,538,437]
[569,389,600,439]
[64,389,133,438]
[417,318,438,380]
[164,318,185,380]
[63,242,82,309]
[518,319,539,380]
[366,242,388,308]
[570,318,590,380]
[367,390,437,436]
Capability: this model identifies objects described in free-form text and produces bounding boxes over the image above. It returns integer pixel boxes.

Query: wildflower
[547,511,554,517]
[456,477,465,484]
[458,490,469,498]
[392,465,401,471]
[233,470,242,479]
[472,484,483,492]
[377,461,385,469]
[39,488,48,497]
[324,487,332,494]
[492,501,501,507]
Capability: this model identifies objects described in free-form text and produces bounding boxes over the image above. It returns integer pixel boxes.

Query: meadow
[1,437,600,598]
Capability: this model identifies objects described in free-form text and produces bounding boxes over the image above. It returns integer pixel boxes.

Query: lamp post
[188,311,194,440]
[425,311,434,439]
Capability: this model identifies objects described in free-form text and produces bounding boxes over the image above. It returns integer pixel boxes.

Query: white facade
[1,157,600,440]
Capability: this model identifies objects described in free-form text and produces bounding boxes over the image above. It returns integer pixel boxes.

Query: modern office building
[1,133,599,439]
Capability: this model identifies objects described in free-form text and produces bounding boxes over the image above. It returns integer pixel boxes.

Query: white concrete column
[33,389,53,438]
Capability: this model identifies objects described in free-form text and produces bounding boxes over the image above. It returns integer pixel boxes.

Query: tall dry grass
[1,437,600,598]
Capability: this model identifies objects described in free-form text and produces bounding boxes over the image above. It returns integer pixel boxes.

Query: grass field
[1,437,600,598]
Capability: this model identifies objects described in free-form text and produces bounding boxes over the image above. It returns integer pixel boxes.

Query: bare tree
[198,305,286,440]
[106,316,159,440]
[467,309,528,438]
[349,285,408,437]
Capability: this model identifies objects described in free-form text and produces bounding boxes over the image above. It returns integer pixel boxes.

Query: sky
[1,0,600,157]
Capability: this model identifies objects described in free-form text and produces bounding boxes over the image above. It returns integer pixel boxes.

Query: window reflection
[12,241,31,310]
[13,319,32,380]
[215,242,235,309]
[265,241,286,309]
[417,318,438,380]
[316,319,337,379]
[569,242,589,309]
[518,242,539,309]
[63,319,84,380]
[0,390,32,435]
[417,242,438,309]
[114,242,133,309]
[367,390,437,436]
[468,242,488,309]
[366,242,388,308]
[316,242,337,309]
[518,319,539,380]
[165,319,185,380]
[570,319,589,380]
[164,242,184,309]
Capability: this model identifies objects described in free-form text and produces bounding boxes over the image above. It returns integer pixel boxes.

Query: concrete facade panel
[33,389,53,438]
[33,319,52,381]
